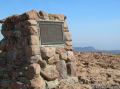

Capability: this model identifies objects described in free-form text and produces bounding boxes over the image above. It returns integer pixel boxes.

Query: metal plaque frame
[38,20,64,46]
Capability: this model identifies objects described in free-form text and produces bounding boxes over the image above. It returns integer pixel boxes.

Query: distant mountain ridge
[74,47,120,55]
[74,46,96,52]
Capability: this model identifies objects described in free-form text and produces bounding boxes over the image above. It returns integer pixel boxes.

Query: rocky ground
[74,52,120,89]
[0,51,120,89]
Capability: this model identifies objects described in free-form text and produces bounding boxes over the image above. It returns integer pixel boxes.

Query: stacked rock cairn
[0,10,79,89]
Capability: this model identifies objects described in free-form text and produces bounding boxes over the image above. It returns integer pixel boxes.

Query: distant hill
[74,47,120,55]
[74,46,96,52]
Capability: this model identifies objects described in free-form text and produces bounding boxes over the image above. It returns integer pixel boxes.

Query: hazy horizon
[0,0,120,50]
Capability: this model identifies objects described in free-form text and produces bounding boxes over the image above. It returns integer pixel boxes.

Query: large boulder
[48,54,60,65]
[67,62,77,76]
[39,11,49,20]
[59,52,68,61]
[40,65,59,81]
[56,60,67,79]
[67,51,76,62]
[21,10,39,20]
[41,47,56,60]
[27,26,39,35]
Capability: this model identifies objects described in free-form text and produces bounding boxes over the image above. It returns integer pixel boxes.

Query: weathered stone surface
[21,10,39,20]
[65,45,73,51]
[67,51,76,62]
[29,55,47,68]
[63,82,81,89]
[58,77,79,89]
[30,35,39,45]
[49,14,65,21]
[0,38,7,51]
[13,30,21,38]
[26,45,40,56]
[27,63,41,79]
[6,50,17,61]
[64,20,68,29]
[63,28,69,32]
[4,15,20,24]
[48,54,59,65]
[57,14,65,21]
[24,20,37,26]
[67,62,77,76]
[41,47,56,60]
[39,11,49,20]
[46,79,59,89]
[40,65,59,81]
[60,77,79,85]
[64,32,72,41]
[38,60,47,69]
[56,60,67,79]
[30,77,45,89]
[56,48,66,54]
[29,55,42,64]
[27,26,39,35]
[60,52,68,61]
[65,41,72,46]
[0,10,76,89]
[1,29,13,37]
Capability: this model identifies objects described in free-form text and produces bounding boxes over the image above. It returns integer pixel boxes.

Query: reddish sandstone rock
[39,11,49,20]
[27,63,41,79]
[24,20,37,26]
[27,26,39,35]
[59,52,68,61]
[29,55,43,64]
[29,35,39,45]
[49,14,65,21]
[67,51,76,62]
[40,65,59,81]
[67,62,77,76]
[56,48,66,54]
[48,54,59,65]
[30,77,45,89]
[21,10,39,20]
[26,45,40,56]
[41,47,56,60]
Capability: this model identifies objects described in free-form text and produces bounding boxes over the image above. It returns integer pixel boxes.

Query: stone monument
[0,10,79,89]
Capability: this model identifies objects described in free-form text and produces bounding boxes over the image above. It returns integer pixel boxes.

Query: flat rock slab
[56,60,68,79]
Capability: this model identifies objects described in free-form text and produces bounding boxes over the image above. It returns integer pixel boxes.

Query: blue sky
[0,0,120,50]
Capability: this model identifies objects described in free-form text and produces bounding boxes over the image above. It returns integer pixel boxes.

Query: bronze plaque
[39,21,64,45]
